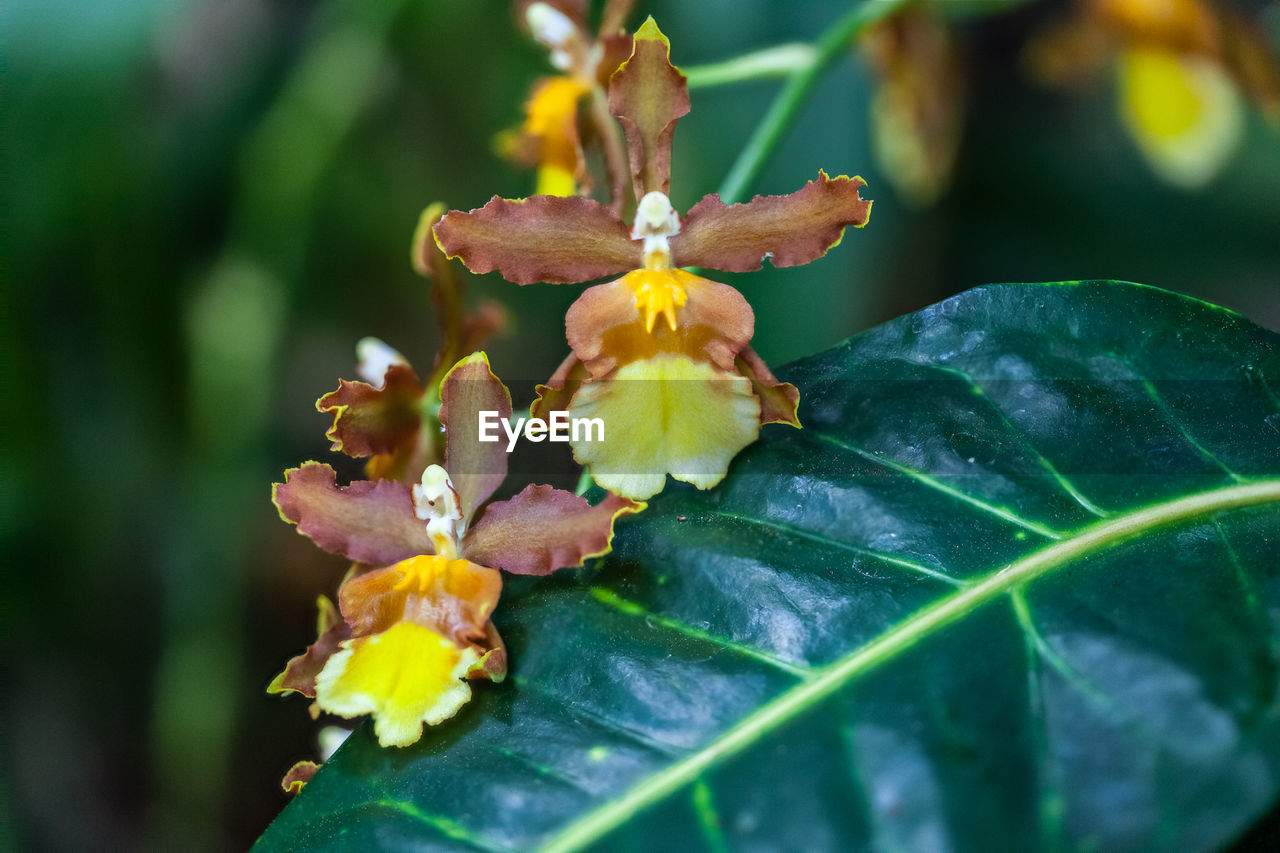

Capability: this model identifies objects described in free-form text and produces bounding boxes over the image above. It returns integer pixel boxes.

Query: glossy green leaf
[258,281,1280,851]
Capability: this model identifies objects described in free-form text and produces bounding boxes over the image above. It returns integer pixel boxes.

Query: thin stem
[718,0,917,203]
[684,43,818,90]
[590,87,631,213]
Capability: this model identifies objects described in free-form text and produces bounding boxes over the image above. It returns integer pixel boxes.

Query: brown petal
[439,353,512,520]
[531,353,588,421]
[402,558,503,648]
[565,271,753,377]
[268,598,352,699]
[433,195,639,285]
[736,347,801,427]
[281,761,320,795]
[316,365,424,459]
[468,622,508,683]
[671,173,872,272]
[273,462,433,564]
[463,484,644,575]
[607,17,690,201]
[596,33,635,87]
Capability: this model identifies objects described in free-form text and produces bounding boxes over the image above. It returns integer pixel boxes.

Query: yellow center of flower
[623,268,691,333]
[625,191,689,331]
[391,554,477,595]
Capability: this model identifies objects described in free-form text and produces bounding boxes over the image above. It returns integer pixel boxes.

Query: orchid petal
[316,365,424,459]
[314,623,478,748]
[338,557,502,653]
[439,352,512,520]
[463,484,644,575]
[281,761,320,795]
[412,203,474,382]
[268,596,351,699]
[565,271,753,377]
[671,173,872,272]
[531,353,588,422]
[273,462,433,564]
[566,354,760,499]
[608,17,689,201]
[469,622,508,683]
[434,195,639,285]
[736,347,801,428]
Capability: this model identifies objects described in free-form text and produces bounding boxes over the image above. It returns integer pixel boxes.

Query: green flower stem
[683,43,818,90]
[717,0,917,203]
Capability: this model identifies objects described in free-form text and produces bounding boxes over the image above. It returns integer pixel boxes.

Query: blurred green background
[5,0,1278,848]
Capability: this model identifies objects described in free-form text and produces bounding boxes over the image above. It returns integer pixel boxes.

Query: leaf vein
[700,508,967,588]
[916,361,1110,518]
[1133,372,1244,482]
[589,587,812,677]
[371,799,518,853]
[805,430,1065,539]
[1011,591,1068,849]
[536,481,1280,853]
[510,675,683,758]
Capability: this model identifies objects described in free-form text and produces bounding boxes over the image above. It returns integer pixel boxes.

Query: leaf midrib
[538,480,1280,852]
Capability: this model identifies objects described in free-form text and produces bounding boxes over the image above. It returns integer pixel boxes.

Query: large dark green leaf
[258,281,1280,851]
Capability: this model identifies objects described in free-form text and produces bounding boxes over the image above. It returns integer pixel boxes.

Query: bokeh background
[6,0,1279,848]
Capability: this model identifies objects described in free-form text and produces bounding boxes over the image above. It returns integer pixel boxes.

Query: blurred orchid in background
[500,0,636,203]
[1026,0,1280,187]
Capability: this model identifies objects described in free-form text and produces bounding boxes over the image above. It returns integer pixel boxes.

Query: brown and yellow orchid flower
[270,352,643,747]
[435,19,872,500]
[1026,0,1280,187]
[501,0,637,201]
[318,203,506,485]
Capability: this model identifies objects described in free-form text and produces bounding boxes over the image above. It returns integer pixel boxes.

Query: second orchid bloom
[436,18,872,500]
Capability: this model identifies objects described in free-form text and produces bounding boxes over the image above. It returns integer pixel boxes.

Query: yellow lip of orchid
[623,268,690,333]
[390,553,476,595]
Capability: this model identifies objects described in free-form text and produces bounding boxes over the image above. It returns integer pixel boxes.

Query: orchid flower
[435,19,872,500]
[270,352,643,747]
[320,203,505,484]
[1026,0,1280,187]
[501,0,636,200]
